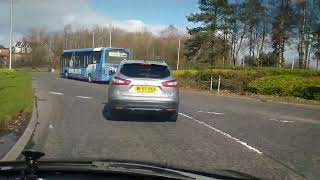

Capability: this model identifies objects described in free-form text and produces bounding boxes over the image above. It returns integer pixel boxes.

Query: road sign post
[217,75,221,95]
[176,39,180,70]
[291,59,295,70]
[210,77,213,91]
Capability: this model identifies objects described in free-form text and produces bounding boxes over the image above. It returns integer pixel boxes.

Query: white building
[13,42,32,54]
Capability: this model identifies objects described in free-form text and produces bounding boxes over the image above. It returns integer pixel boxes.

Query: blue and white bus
[60,47,131,82]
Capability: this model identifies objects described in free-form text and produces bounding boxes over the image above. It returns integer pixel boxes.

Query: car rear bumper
[108,100,179,113]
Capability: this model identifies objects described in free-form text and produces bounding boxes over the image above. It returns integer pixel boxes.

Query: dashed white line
[179,112,263,154]
[268,118,295,123]
[197,110,223,115]
[49,91,63,95]
[76,96,93,99]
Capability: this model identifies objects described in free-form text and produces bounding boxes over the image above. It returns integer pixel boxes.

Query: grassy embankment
[0,69,32,130]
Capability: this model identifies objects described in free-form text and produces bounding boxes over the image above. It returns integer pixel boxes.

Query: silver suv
[107,60,179,121]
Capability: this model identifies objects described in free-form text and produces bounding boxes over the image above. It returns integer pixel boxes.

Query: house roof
[14,42,31,48]
[15,42,23,46]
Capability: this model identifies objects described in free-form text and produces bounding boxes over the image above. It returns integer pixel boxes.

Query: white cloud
[0,0,186,47]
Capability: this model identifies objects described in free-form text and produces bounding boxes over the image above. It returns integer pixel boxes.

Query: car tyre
[106,106,117,120]
[168,112,178,122]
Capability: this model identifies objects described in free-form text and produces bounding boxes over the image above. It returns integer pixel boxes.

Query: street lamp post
[9,0,13,69]
[109,23,112,47]
[92,31,95,48]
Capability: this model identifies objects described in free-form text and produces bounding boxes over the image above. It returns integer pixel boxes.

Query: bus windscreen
[105,50,129,64]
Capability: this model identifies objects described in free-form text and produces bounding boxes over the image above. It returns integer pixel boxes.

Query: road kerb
[1,99,38,161]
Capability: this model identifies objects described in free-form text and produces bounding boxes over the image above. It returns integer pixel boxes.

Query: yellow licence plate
[134,86,157,93]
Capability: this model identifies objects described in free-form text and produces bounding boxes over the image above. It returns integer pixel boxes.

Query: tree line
[185,0,320,69]
[23,25,187,69]
[22,0,320,70]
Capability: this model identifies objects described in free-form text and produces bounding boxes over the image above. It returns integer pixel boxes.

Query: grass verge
[0,69,33,130]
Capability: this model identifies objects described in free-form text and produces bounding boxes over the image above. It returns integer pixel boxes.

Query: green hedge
[173,68,320,100]
[238,67,320,76]
[173,67,320,79]
[174,69,264,92]
[248,75,320,100]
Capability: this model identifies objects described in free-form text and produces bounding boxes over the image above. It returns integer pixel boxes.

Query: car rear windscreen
[120,63,170,79]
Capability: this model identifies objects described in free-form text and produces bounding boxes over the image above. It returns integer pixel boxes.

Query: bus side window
[77,53,81,68]
[83,55,87,67]
[89,53,93,64]
[90,51,101,64]
[85,55,89,67]
[79,53,84,68]
[66,54,71,67]
[77,54,81,68]
[63,56,66,67]
[93,54,97,64]
[74,54,78,67]
[82,54,86,68]
[84,54,87,67]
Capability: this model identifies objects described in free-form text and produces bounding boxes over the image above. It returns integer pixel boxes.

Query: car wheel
[168,112,178,122]
[106,106,116,120]
[88,74,93,83]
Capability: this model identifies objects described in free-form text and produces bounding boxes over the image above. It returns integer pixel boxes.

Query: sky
[0,0,199,47]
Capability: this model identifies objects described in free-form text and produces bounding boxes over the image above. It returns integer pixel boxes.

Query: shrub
[172,70,198,77]
[195,70,258,92]
[239,67,320,76]
[0,69,16,74]
[173,68,320,100]
[248,75,320,100]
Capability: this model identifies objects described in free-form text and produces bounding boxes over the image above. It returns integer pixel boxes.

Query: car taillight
[161,80,178,88]
[111,76,131,85]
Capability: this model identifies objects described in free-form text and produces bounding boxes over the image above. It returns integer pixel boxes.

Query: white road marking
[197,110,223,115]
[268,118,295,123]
[179,112,263,154]
[76,96,93,99]
[49,91,63,95]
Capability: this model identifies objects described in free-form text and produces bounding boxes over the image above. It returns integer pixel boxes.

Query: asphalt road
[30,72,320,179]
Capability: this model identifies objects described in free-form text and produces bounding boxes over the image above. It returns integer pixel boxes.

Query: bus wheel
[64,71,68,78]
[88,74,93,83]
